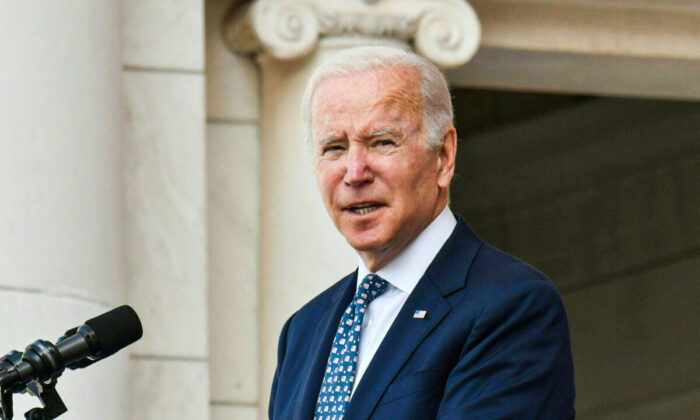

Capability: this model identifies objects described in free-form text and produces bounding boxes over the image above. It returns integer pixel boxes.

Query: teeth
[351,204,378,215]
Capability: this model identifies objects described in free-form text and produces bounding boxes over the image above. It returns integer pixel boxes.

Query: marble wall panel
[123,0,204,70]
[211,405,259,420]
[585,388,700,420]
[206,0,259,122]
[208,123,260,403]
[123,71,207,358]
[454,99,700,212]
[447,48,700,101]
[0,0,124,305]
[500,157,699,291]
[128,358,209,420]
[564,256,700,414]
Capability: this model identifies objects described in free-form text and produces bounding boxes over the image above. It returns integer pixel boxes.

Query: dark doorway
[449,88,700,418]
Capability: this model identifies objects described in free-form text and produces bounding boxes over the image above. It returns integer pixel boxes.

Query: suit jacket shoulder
[270,216,575,420]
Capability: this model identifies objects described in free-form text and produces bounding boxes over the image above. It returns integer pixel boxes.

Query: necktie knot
[354,274,389,307]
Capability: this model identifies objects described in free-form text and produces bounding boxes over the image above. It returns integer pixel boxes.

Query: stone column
[0,1,126,418]
[206,1,262,419]
[223,1,480,417]
[122,0,209,419]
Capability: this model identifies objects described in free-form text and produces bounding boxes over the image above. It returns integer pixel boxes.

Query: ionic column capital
[224,0,481,68]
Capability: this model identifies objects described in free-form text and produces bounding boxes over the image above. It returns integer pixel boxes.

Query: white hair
[301,46,453,150]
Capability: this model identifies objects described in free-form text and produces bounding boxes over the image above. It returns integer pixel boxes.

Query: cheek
[404,157,439,197]
[316,164,341,199]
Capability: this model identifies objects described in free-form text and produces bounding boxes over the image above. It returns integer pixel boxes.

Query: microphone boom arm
[0,346,68,420]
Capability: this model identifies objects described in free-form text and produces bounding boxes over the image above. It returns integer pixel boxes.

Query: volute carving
[224,0,481,68]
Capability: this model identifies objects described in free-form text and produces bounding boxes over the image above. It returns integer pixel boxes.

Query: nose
[343,146,373,186]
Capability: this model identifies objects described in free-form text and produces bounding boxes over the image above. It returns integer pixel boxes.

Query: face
[311,67,456,271]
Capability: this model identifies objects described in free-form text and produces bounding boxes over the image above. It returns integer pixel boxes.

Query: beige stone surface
[565,256,700,414]
[208,122,260,403]
[504,157,699,292]
[1,2,131,419]
[123,0,204,70]
[123,71,207,358]
[0,0,125,305]
[448,1,700,99]
[0,291,128,420]
[469,0,700,59]
[129,358,209,420]
[454,97,700,292]
[206,0,259,121]
[449,47,700,101]
[456,100,700,211]
[211,405,259,420]
[584,388,700,420]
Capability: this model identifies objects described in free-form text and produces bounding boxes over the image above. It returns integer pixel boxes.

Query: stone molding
[224,0,481,68]
[469,0,700,60]
[447,0,700,100]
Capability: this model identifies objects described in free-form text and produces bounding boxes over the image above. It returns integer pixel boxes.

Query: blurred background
[1,0,698,419]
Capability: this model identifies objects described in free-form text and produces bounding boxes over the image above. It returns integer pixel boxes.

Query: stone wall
[452,93,700,418]
[206,0,262,419]
[122,0,209,418]
[0,2,127,417]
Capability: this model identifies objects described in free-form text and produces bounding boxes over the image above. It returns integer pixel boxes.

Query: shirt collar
[357,206,457,295]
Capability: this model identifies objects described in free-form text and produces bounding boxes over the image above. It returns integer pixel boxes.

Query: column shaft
[0,1,126,418]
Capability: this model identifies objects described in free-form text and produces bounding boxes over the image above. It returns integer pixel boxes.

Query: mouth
[345,202,383,215]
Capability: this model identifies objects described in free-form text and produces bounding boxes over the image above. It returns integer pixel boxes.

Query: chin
[344,233,387,253]
[336,218,396,253]
[346,236,380,251]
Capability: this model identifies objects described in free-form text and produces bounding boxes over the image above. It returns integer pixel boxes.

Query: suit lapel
[294,271,357,419]
[345,276,450,419]
[344,217,483,419]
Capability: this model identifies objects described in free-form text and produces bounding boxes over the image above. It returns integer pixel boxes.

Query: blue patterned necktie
[314,274,389,419]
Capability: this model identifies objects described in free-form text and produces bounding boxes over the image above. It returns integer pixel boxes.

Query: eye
[373,139,396,148]
[322,144,346,155]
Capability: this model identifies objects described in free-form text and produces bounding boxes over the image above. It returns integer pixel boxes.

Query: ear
[436,126,457,189]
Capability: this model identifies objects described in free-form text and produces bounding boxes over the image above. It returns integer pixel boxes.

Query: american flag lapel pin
[413,310,427,319]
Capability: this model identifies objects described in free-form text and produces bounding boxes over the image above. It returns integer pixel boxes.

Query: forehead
[311,67,422,130]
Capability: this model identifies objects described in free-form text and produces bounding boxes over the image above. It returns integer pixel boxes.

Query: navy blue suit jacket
[269,217,575,419]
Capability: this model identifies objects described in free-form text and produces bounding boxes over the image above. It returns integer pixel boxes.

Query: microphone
[0,305,143,390]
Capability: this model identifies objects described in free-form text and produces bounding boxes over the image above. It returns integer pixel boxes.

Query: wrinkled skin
[311,67,457,271]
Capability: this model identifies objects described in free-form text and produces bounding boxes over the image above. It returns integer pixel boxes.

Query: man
[269,46,575,419]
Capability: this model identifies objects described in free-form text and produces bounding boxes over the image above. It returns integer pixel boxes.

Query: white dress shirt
[351,205,457,395]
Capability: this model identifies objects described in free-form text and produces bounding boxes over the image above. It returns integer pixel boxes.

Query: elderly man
[269,46,575,419]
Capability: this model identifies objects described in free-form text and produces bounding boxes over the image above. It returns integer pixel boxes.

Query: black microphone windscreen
[85,305,143,359]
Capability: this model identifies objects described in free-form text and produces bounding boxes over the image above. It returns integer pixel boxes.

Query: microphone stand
[0,349,67,420]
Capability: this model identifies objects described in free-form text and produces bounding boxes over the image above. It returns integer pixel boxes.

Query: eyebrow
[317,135,342,148]
[366,129,401,140]
[317,129,401,147]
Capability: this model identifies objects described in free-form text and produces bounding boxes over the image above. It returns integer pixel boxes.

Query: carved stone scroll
[224,0,481,68]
